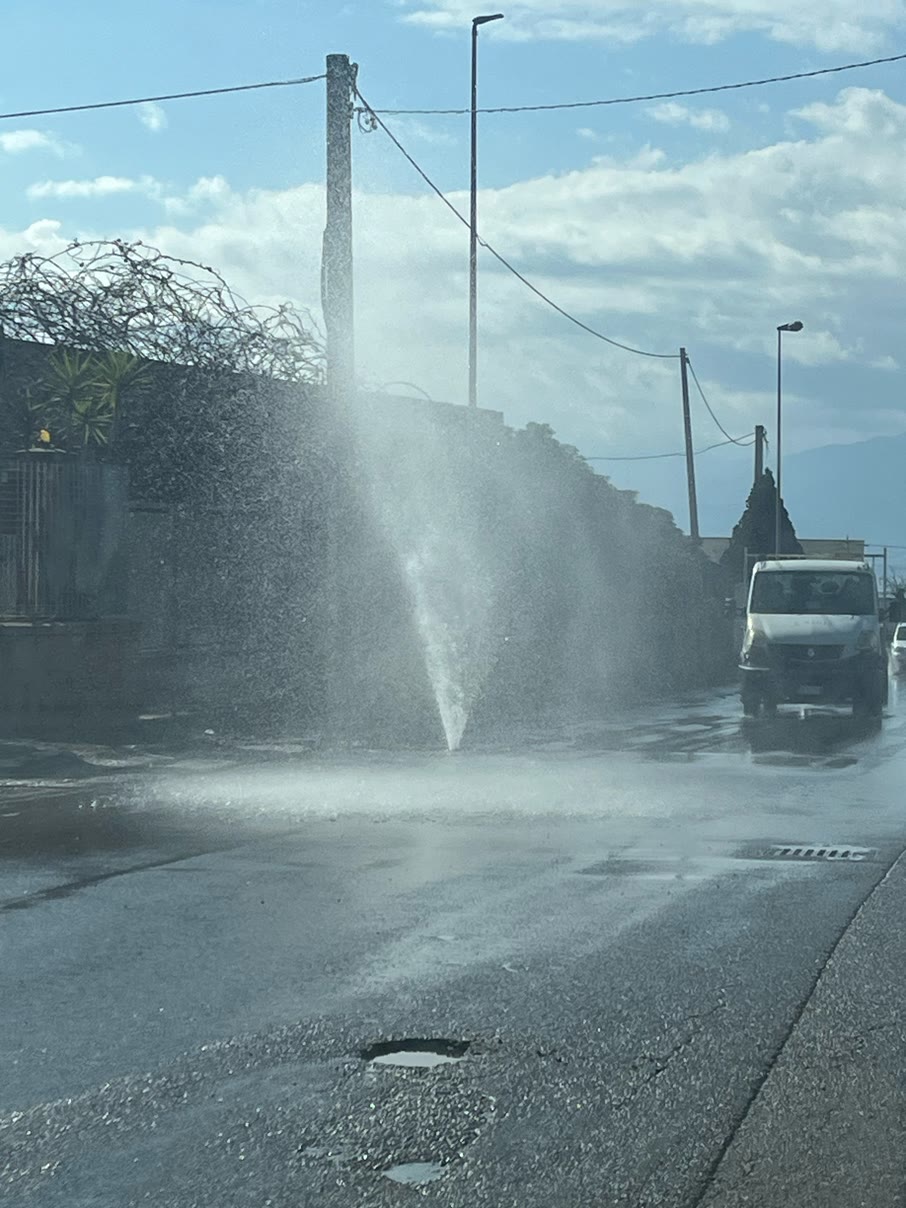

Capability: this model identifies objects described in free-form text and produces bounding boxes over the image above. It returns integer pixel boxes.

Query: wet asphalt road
[3,684,906,1206]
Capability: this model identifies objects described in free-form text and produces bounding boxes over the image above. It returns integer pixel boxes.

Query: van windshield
[750,571,875,616]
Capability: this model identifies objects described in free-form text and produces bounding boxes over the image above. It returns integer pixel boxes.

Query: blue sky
[3,0,906,534]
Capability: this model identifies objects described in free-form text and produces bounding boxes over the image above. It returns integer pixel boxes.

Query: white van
[740,559,886,717]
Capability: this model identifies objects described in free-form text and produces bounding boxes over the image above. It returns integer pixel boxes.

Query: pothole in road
[383,1161,445,1186]
[360,1038,470,1068]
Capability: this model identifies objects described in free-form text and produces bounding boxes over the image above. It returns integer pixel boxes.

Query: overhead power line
[686,358,751,447]
[0,48,898,125]
[0,74,326,122]
[362,51,906,116]
[355,89,677,360]
[585,434,754,462]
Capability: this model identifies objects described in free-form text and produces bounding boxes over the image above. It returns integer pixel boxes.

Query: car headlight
[742,633,768,663]
[857,631,879,653]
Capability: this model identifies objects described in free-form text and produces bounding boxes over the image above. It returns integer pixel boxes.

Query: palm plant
[24,348,151,450]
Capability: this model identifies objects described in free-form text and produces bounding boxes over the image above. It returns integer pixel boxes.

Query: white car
[891,624,906,674]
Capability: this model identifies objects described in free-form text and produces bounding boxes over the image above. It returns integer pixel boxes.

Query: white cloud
[394,117,458,146]
[139,102,168,132]
[17,219,69,253]
[161,175,232,215]
[397,0,906,52]
[6,85,906,486]
[648,102,731,132]
[0,129,69,156]
[26,175,161,200]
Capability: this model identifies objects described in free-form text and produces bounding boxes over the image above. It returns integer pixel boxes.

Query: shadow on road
[0,784,279,876]
[742,710,881,763]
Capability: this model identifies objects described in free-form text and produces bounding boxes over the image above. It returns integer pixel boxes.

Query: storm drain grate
[760,844,880,863]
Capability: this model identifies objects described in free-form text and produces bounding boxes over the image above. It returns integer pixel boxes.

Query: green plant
[92,349,151,410]
[18,348,151,450]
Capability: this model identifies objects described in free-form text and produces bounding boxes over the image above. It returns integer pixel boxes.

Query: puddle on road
[641,750,699,764]
[577,859,677,878]
[361,1038,470,1069]
[383,1161,445,1186]
[577,860,661,879]
[373,1050,460,1069]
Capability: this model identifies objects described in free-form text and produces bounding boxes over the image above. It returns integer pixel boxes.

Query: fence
[124,500,328,725]
[0,452,128,620]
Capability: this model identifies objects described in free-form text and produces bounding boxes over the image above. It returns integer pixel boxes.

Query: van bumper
[740,652,884,705]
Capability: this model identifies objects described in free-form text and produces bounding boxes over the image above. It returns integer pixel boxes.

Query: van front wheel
[742,683,764,717]
[853,677,885,718]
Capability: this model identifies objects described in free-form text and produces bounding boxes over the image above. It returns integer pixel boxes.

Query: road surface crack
[612,1002,725,1111]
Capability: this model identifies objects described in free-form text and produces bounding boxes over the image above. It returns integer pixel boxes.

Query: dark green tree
[720,469,802,580]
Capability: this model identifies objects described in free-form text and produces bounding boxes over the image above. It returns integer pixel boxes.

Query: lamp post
[469,12,504,409]
[775,320,804,555]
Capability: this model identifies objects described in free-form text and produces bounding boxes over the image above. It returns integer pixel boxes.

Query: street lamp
[774,320,804,555]
[469,12,504,409]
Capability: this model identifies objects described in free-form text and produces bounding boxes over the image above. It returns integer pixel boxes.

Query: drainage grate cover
[753,844,880,863]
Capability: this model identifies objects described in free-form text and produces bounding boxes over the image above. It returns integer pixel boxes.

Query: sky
[2,0,906,535]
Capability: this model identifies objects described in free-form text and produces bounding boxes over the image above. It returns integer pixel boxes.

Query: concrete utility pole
[323,54,356,405]
[679,348,700,542]
[322,54,358,742]
[469,13,504,409]
[754,424,766,484]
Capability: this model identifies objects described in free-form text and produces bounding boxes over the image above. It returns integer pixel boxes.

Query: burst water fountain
[350,394,506,751]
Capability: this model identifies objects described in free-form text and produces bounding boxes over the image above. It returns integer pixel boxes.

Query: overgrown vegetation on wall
[0,243,733,740]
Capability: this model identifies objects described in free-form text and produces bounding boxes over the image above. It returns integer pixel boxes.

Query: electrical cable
[585,434,754,462]
[355,88,677,360]
[363,51,906,116]
[0,74,327,122]
[686,358,752,446]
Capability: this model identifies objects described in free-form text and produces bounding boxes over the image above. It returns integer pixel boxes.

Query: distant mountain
[604,430,906,558]
[782,432,906,550]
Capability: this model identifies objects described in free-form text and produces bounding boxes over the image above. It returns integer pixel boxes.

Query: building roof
[700,536,865,564]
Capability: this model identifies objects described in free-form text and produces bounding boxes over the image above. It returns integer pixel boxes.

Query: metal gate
[0,453,127,620]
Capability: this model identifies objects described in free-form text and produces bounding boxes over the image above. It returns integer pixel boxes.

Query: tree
[721,469,802,580]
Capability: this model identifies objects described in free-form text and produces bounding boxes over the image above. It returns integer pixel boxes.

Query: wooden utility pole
[754,424,765,484]
[679,348,700,542]
[323,54,356,405]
